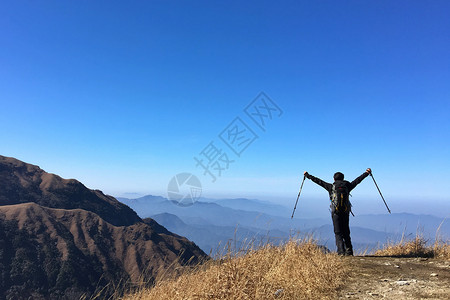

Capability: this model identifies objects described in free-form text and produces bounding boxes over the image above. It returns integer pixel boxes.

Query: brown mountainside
[0,156,207,299]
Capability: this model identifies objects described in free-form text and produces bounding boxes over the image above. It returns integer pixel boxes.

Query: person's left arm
[349,168,371,191]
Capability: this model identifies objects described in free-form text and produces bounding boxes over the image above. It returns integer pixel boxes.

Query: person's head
[334,172,344,181]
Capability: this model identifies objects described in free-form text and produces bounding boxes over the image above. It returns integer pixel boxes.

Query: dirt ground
[338,256,450,299]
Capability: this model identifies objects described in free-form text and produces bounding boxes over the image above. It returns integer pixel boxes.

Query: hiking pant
[331,211,353,255]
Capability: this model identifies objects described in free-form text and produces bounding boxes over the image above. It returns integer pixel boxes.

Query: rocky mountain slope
[0,155,206,299]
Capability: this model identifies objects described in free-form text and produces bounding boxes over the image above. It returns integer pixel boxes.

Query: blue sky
[1,1,449,216]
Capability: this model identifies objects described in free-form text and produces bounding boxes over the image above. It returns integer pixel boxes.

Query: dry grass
[374,218,450,260]
[373,236,450,260]
[122,239,347,300]
[432,240,450,260]
[373,236,433,258]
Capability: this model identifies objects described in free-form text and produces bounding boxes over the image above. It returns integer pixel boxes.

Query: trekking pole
[370,172,391,214]
[291,175,306,219]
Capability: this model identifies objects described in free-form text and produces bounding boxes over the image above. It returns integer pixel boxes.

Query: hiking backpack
[331,182,351,213]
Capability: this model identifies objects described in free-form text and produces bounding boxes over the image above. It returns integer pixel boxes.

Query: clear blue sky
[1,1,449,215]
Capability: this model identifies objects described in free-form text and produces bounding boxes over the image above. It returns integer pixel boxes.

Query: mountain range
[0,156,206,299]
[120,195,450,254]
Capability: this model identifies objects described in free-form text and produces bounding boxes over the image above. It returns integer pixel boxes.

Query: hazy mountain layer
[122,195,449,254]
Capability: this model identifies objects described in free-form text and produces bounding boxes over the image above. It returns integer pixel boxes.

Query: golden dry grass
[122,240,347,300]
[373,236,450,260]
[373,236,433,257]
[432,241,450,260]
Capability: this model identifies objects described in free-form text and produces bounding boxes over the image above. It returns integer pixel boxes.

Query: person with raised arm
[303,168,372,256]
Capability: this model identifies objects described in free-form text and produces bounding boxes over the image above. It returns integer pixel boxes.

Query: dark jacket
[305,172,369,206]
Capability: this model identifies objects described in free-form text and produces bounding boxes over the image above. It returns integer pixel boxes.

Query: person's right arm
[304,172,332,193]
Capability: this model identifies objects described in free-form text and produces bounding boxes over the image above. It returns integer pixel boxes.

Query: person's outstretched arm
[304,171,332,193]
[349,168,371,191]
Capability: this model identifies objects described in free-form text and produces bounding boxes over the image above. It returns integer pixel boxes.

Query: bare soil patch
[339,256,450,299]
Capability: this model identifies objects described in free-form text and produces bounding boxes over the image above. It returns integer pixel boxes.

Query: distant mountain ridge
[121,194,449,254]
[352,213,449,238]
[150,212,289,255]
[202,197,292,217]
[120,195,329,229]
[0,156,206,299]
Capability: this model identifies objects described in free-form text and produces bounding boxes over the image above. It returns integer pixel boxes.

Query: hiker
[303,168,371,256]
